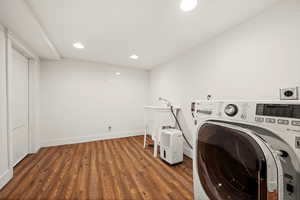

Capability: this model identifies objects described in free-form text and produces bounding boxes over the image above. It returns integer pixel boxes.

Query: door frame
[6,33,36,168]
[8,49,30,167]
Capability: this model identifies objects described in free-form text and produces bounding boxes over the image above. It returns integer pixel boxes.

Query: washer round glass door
[197,123,268,200]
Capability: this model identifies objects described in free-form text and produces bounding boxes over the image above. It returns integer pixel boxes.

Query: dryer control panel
[192,101,300,130]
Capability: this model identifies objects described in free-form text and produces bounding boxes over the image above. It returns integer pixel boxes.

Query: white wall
[40,59,149,146]
[150,0,300,155]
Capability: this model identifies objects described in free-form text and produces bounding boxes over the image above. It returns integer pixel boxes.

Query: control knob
[225,104,238,117]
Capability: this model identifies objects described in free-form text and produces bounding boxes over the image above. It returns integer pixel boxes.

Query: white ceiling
[1,0,280,69]
[0,0,60,59]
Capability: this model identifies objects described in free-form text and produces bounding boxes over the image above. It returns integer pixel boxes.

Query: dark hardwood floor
[0,136,193,200]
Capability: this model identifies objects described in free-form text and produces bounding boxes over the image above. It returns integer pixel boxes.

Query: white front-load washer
[192,101,300,200]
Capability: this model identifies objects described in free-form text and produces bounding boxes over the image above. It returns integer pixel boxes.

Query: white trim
[4,33,40,156]
[23,0,61,60]
[12,153,27,168]
[27,59,30,156]
[0,169,13,190]
[28,59,40,154]
[31,145,41,154]
[8,33,35,59]
[41,131,144,148]
[5,33,13,169]
[0,27,11,191]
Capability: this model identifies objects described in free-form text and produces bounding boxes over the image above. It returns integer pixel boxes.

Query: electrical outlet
[280,87,299,100]
[108,126,112,132]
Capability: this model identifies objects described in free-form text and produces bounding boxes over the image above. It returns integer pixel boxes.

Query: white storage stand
[160,129,183,165]
[143,106,180,157]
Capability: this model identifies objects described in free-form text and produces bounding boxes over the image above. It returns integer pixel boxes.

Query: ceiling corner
[23,0,61,60]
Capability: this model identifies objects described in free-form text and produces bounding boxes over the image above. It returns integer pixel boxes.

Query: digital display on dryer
[256,104,300,119]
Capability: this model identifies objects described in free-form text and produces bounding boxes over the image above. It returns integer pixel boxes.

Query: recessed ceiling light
[73,42,85,49]
[180,0,198,12]
[115,72,121,76]
[130,54,139,60]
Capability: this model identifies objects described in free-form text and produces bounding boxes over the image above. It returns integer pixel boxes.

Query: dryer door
[197,122,279,200]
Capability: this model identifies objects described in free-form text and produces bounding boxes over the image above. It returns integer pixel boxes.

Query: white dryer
[192,101,300,200]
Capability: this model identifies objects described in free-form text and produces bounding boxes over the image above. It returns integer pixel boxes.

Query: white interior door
[10,49,29,166]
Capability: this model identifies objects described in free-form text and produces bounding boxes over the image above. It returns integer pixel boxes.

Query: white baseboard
[30,144,41,154]
[12,153,28,168]
[0,168,13,190]
[41,131,144,148]
[184,146,193,159]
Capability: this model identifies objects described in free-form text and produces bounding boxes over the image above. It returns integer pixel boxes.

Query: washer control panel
[191,101,300,130]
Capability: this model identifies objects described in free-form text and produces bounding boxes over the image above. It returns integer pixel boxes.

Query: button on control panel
[255,116,294,126]
[265,118,276,124]
[292,121,300,127]
[255,117,264,122]
[278,119,289,125]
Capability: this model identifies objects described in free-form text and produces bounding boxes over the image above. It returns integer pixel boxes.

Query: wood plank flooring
[0,136,193,200]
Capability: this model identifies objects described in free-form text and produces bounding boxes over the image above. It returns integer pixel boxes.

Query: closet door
[10,49,29,166]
